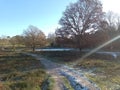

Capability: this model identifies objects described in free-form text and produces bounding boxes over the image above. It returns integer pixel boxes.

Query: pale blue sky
[0,0,120,37]
[0,0,76,36]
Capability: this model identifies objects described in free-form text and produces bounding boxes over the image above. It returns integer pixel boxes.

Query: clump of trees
[55,0,120,50]
[0,25,47,52]
[9,35,24,51]
[0,35,24,51]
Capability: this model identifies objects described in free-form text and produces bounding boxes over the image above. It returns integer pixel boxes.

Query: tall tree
[56,0,104,49]
[23,25,46,51]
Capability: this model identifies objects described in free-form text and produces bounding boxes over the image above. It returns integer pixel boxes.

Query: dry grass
[0,51,47,90]
[76,59,120,90]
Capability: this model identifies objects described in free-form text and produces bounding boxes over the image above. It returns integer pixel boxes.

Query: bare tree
[23,25,46,51]
[105,11,117,31]
[105,11,120,37]
[56,0,104,49]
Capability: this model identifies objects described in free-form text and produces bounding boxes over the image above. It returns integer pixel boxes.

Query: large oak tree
[56,0,104,49]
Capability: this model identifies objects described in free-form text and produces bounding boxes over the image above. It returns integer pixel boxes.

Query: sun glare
[103,0,120,14]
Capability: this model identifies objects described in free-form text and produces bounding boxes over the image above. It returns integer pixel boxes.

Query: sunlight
[103,0,120,14]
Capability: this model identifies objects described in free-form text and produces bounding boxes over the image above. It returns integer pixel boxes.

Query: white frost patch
[59,66,100,90]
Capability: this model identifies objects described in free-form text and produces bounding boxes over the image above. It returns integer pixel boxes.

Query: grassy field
[35,51,120,90]
[77,59,120,90]
[0,51,48,90]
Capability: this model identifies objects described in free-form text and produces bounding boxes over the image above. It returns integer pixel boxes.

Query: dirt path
[39,58,66,90]
[26,54,66,90]
[25,53,99,90]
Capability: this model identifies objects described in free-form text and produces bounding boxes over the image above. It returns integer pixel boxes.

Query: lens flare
[74,35,120,65]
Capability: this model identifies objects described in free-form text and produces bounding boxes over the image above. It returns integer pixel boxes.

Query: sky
[0,0,120,37]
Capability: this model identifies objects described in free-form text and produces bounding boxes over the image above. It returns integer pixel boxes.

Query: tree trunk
[76,35,82,51]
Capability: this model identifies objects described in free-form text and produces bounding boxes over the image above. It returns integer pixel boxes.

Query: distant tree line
[1,0,120,51]
[0,25,47,52]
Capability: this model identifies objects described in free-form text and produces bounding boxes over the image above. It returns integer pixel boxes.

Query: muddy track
[40,58,66,90]
[25,53,66,90]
